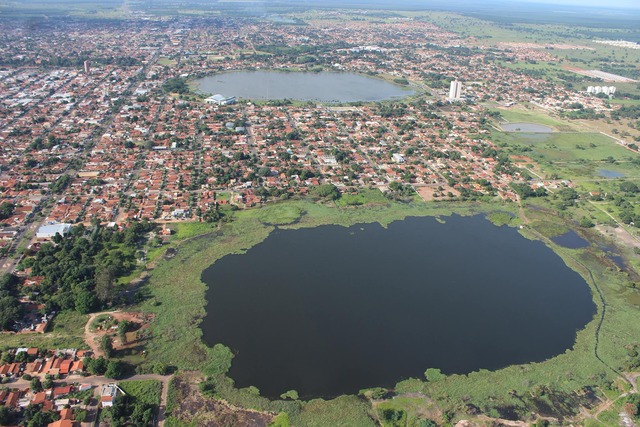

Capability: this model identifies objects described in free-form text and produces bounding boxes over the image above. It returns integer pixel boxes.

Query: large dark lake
[195,70,414,102]
[201,215,595,398]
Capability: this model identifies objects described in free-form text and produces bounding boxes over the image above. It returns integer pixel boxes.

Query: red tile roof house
[31,391,47,405]
[53,385,73,399]
[59,359,73,375]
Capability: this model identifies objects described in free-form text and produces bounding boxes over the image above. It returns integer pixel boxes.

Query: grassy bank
[137,195,640,423]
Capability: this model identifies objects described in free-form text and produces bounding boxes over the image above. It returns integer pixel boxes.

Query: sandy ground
[595,224,640,250]
[415,184,460,202]
[84,311,153,357]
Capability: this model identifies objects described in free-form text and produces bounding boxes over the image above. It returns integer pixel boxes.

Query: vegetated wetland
[140,199,640,424]
[200,213,595,399]
[194,70,415,102]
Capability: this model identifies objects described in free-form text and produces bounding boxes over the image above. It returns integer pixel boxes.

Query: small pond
[551,230,590,249]
[598,169,625,179]
[195,70,414,102]
[502,122,554,133]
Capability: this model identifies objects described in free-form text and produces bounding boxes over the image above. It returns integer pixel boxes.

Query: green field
[118,380,162,406]
[493,128,640,181]
[0,311,87,351]
[492,105,578,131]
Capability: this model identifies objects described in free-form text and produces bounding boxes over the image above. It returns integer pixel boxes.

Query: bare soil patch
[85,311,154,357]
[415,184,459,201]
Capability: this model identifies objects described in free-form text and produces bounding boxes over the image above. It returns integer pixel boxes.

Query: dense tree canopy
[0,201,15,220]
[162,77,189,94]
[28,221,156,314]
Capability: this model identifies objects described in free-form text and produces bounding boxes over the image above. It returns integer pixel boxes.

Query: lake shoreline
[137,197,639,423]
[192,69,416,103]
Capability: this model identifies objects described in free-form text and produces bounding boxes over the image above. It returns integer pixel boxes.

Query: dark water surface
[502,122,554,133]
[201,215,596,398]
[598,169,625,178]
[195,70,414,102]
[551,230,590,249]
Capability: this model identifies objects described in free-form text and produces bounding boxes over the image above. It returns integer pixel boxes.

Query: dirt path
[84,310,121,357]
[626,372,640,394]
[157,373,171,427]
[475,415,529,426]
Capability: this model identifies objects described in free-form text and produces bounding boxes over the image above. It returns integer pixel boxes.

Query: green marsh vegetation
[131,191,640,424]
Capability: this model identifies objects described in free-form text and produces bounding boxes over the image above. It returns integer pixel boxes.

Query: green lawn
[490,106,578,131]
[118,380,162,406]
[334,188,389,207]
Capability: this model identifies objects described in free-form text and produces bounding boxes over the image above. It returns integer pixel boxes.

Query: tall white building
[449,80,462,100]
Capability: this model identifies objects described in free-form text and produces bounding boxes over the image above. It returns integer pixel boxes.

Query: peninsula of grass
[134,195,640,425]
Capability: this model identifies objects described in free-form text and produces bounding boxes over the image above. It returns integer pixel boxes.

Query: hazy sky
[510,0,640,8]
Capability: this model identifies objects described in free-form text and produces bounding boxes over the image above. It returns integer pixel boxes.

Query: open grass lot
[118,380,162,406]
[0,310,87,350]
[501,132,635,162]
[491,105,579,131]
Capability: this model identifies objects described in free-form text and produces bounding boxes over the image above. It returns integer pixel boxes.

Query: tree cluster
[510,182,547,199]
[0,273,22,331]
[162,77,189,94]
[0,201,15,220]
[102,394,156,427]
[25,221,155,314]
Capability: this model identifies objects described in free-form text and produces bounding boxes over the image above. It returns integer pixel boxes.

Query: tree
[130,403,155,426]
[118,320,132,342]
[30,377,43,392]
[101,335,114,358]
[620,181,639,193]
[95,268,115,306]
[0,202,15,220]
[162,77,188,94]
[313,184,340,200]
[382,408,405,422]
[42,377,53,389]
[75,290,98,314]
[0,296,21,330]
[105,360,126,379]
[0,273,18,296]
[0,406,17,425]
[85,356,108,375]
[26,410,59,427]
[579,217,595,228]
